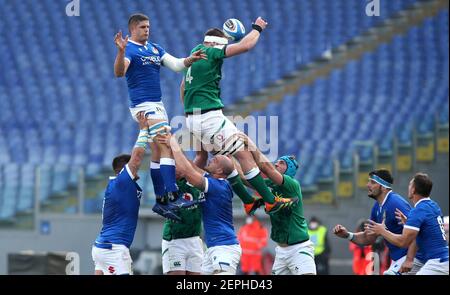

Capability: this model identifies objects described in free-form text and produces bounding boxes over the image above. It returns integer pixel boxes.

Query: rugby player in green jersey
[237,133,317,275]
[161,169,204,275]
[180,17,297,215]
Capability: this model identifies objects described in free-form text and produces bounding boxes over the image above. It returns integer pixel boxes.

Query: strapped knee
[149,121,171,139]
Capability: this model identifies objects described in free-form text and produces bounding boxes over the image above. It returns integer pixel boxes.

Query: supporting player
[91,112,148,275]
[158,134,242,275]
[161,168,204,275]
[237,133,316,275]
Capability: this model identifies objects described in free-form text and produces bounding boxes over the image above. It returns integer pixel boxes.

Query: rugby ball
[223,18,246,42]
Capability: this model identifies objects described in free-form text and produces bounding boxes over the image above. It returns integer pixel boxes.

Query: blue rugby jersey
[200,174,239,248]
[95,165,142,248]
[124,40,166,107]
[370,191,413,261]
[405,198,449,261]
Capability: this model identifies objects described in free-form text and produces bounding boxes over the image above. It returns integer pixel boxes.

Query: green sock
[228,175,255,204]
[247,173,275,204]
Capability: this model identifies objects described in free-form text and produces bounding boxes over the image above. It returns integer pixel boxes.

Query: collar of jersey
[128,39,148,46]
[380,190,392,208]
[203,172,224,180]
[109,176,116,180]
[414,197,431,207]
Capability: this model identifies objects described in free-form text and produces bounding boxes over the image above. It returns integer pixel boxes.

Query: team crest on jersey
[151,46,159,55]
[216,134,225,142]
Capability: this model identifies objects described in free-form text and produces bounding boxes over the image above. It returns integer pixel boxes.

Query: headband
[204,35,229,45]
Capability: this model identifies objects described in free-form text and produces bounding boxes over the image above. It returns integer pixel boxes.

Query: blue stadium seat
[0,0,444,215]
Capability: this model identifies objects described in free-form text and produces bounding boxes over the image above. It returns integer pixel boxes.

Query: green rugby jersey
[265,175,310,245]
[162,178,202,241]
[183,44,227,114]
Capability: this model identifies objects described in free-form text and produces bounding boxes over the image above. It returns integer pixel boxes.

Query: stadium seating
[0,0,445,219]
[253,10,449,189]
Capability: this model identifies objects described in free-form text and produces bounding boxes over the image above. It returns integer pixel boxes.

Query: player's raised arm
[225,17,267,58]
[161,50,207,73]
[157,134,207,191]
[366,220,418,248]
[237,133,284,186]
[127,112,149,178]
[180,79,185,104]
[114,30,130,77]
[231,157,253,188]
[333,223,377,246]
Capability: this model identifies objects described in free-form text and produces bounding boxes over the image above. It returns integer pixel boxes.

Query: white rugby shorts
[272,240,317,275]
[92,244,132,275]
[186,110,244,156]
[201,244,242,275]
[161,236,204,274]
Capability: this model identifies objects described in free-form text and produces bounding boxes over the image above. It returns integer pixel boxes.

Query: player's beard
[139,32,149,43]
[367,188,381,200]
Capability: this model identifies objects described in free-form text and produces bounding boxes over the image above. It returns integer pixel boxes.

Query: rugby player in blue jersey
[333,169,425,275]
[113,13,206,220]
[367,173,449,275]
[91,112,148,275]
[158,134,242,275]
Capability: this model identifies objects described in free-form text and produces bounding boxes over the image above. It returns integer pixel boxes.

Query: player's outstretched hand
[395,208,408,225]
[254,17,268,31]
[184,50,207,67]
[365,220,386,235]
[136,112,148,130]
[155,134,171,147]
[191,50,208,62]
[333,224,349,239]
[236,132,257,152]
[114,30,129,52]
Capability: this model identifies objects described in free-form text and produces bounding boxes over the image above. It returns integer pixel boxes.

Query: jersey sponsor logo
[173,261,181,267]
[140,55,161,66]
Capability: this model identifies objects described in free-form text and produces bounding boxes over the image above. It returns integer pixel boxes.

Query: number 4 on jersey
[186,67,193,84]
